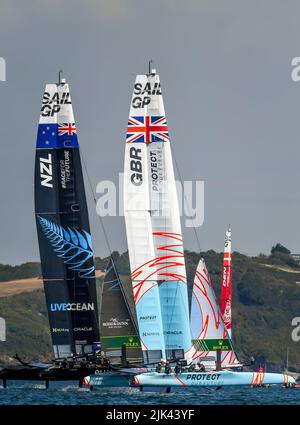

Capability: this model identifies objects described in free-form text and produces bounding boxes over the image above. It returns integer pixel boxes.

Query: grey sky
[0,0,300,264]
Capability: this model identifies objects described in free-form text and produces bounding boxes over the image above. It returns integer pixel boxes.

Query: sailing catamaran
[34,74,100,359]
[0,71,295,390]
[1,74,105,387]
[190,257,238,369]
[123,65,192,365]
[86,66,295,390]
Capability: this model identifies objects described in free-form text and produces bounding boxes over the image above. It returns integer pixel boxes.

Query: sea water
[0,381,299,405]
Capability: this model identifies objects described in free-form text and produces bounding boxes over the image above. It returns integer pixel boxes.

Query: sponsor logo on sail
[74,327,93,332]
[102,317,130,328]
[149,149,164,192]
[60,150,72,188]
[164,330,183,335]
[142,331,160,337]
[124,336,140,348]
[52,327,69,333]
[50,303,95,312]
[139,315,157,321]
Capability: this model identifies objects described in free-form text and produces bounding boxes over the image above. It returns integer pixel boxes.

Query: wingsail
[220,227,232,338]
[34,78,100,359]
[100,258,143,364]
[190,257,238,367]
[124,69,192,364]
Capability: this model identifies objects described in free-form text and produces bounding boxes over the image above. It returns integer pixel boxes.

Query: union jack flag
[58,122,77,137]
[126,116,169,143]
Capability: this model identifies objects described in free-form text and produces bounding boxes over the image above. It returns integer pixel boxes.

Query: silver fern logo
[38,216,95,277]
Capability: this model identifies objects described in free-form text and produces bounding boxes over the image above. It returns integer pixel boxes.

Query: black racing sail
[34,77,100,359]
[100,258,143,364]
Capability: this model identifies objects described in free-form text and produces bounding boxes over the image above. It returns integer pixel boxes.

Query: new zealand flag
[36,123,79,149]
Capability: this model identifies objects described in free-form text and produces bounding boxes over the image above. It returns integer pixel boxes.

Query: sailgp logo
[41,90,71,117]
[50,303,94,312]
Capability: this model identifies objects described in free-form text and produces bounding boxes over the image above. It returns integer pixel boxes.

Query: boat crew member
[188,363,196,372]
[103,357,111,371]
[174,362,182,374]
[80,359,87,369]
[156,362,162,373]
[195,361,205,372]
[62,358,68,369]
[164,361,171,375]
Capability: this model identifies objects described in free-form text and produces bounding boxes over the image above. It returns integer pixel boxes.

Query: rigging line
[80,148,139,338]
[58,80,77,352]
[170,142,202,255]
[168,140,204,355]
[80,148,114,259]
[160,141,183,342]
[79,147,114,339]
[71,143,77,343]
[110,257,140,336]
[159,140,193,353]
[156,141,196,347]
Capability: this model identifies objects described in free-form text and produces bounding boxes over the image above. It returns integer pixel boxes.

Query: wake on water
[0,381,299,405]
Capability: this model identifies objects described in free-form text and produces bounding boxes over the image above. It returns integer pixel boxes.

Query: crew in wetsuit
[174,362,182,374]
[80,359,87,369]
[156,362,162,373]
[196,361,205,372]
[103,357,111,371]
[62,358,68,369]
[188,364,195,372]
[164,361,172,375]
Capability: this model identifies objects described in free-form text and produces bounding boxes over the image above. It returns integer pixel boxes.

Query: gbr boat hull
[85,370,295,388]
[133,371,295,388]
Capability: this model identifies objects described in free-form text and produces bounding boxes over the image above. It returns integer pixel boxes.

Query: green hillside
[0,262,41,282]
[0,245,300,371]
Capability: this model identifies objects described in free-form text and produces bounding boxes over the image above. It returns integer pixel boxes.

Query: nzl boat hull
[85,368,150,388]
[133,371,295,388]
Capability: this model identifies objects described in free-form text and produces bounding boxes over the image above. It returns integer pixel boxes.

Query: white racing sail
[124,68,192,364]
[190,258,238,367]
